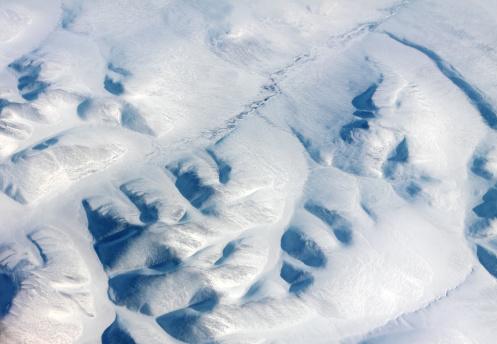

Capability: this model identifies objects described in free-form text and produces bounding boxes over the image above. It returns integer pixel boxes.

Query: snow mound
[0,132,126,203]
[0,226,94,344]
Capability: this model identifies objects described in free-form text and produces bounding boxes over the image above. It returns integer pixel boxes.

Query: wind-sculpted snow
[280,262,314,294]
[476,245,497,279]
[281,228,327,267]
[387,33,497,131]
[9,56,49,101]
[0,131,126,204]
[102,317,136,344]
[1,0,497,343]
[0,227,95,344]
[304,202,354,245]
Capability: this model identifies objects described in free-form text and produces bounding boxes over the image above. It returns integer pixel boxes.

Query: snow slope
[1,0,497,343]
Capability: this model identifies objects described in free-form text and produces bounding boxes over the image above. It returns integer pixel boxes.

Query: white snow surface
[0,0,497,343]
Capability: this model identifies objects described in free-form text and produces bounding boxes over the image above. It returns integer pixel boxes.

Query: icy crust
[0,131,126,204]
[0,227,94,344]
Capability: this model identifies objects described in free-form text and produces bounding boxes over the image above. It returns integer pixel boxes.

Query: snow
[1,0,497,343]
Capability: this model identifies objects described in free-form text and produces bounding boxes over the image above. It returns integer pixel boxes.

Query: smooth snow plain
[1,0,497,343]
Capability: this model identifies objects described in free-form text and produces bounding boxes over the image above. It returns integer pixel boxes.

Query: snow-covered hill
[1,1,497,343]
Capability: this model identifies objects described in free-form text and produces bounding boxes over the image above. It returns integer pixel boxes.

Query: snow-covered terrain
[1,0,497,343]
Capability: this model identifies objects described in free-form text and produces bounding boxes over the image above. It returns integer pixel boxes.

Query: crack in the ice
[201,52,314,142]
[327,0,413,48]
[150,0,416,160]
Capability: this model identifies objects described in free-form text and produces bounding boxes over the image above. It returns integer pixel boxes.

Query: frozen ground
[1,0,497,343]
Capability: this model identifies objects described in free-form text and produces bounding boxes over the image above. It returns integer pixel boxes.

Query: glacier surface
[1,0,497,343]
